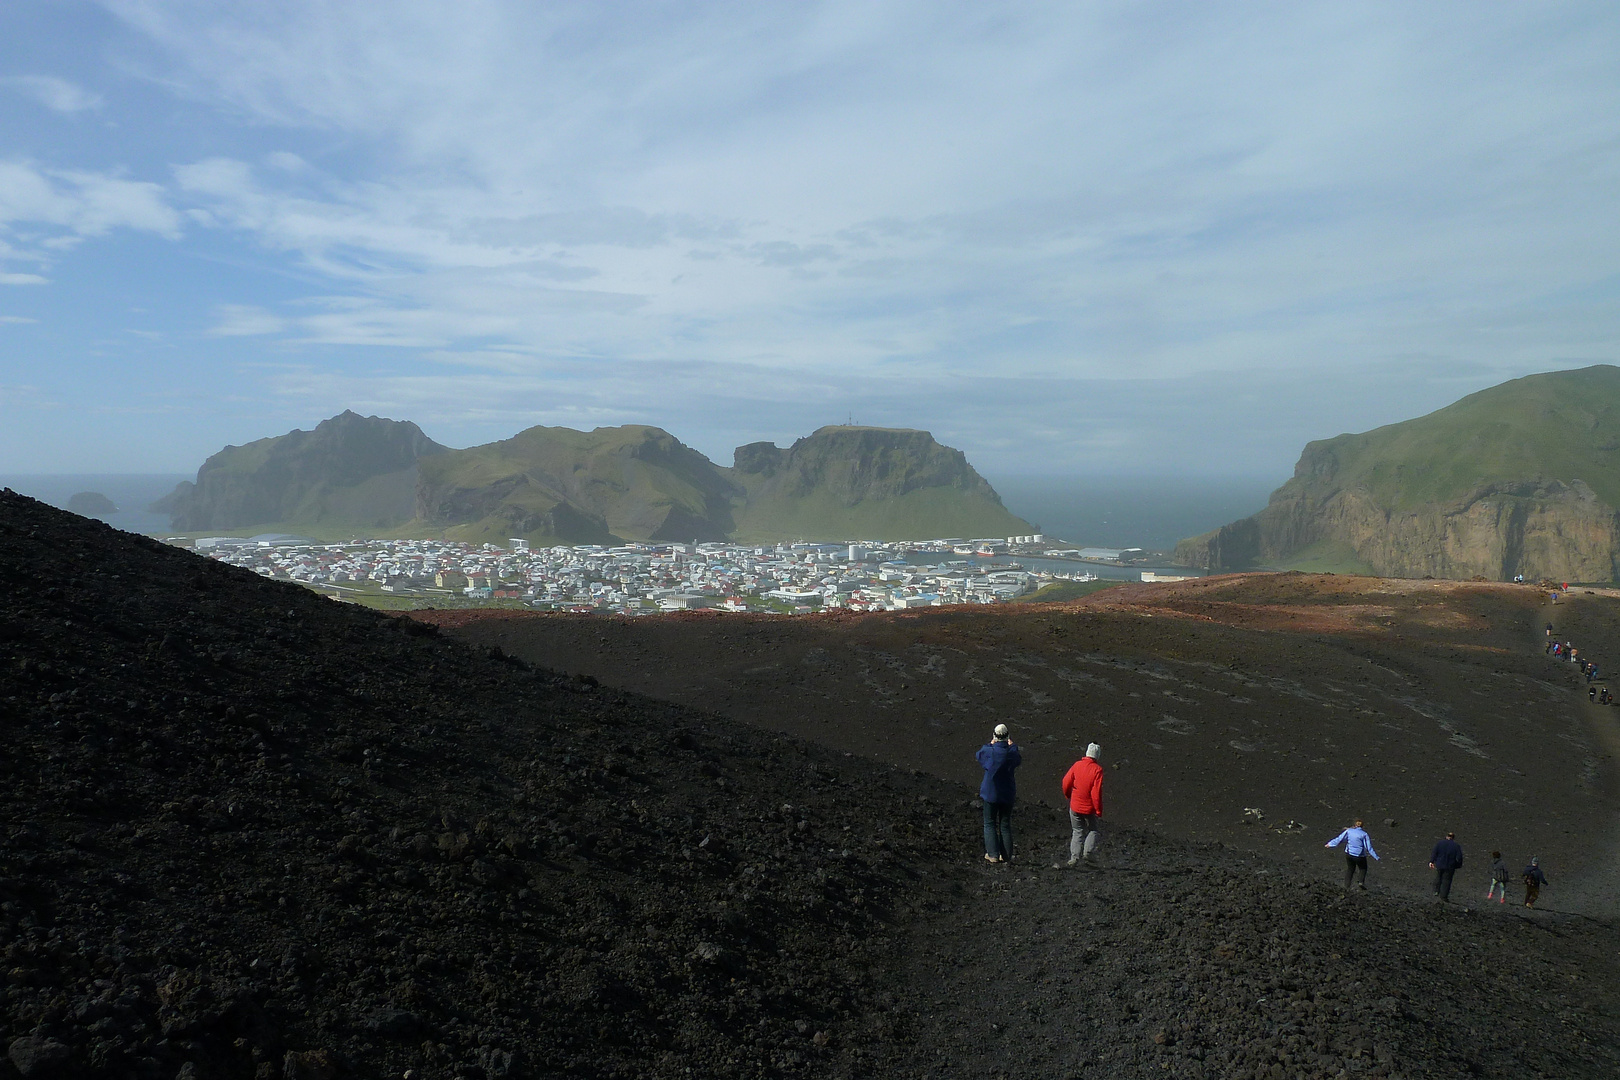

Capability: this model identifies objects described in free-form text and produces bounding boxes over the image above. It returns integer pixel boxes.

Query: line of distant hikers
[975,727,1551,906]
[1323,821,1548,906]
[1545,621,1613,704]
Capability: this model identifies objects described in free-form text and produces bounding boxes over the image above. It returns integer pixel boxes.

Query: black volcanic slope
[2,490,1619,1079]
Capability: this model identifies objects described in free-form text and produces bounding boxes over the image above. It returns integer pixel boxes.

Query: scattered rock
[7,1037,71,1077]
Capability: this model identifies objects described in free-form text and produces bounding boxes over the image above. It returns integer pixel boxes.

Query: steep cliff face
[728,426,1030,542]
[1177,366,1620,580]
[414,425,741,545]
[157,411,447,532]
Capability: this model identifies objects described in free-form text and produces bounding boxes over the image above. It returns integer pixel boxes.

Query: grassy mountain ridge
[158,417,1026,545]
[412,424,740,545]
[1177,365,1620,580]
[1291,365,1620,511]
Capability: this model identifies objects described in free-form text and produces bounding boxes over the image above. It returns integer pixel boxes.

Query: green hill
[413,425,739,545]
[155,411,447,533]
[157,416,1030,546]
[728,426,1032,542]
[1177,365,1620,581]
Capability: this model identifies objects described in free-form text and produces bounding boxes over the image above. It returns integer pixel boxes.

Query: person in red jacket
[1061,743,1104,867]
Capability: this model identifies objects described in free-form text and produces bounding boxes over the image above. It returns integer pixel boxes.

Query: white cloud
[0,160,182,239]
[0,315,39,323]
[0,2,1605,475]
[0,274,49,286]
[122,6,1620,385]
[0,75,103,113]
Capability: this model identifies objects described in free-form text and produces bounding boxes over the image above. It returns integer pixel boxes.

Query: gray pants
[1069,810,1100,861]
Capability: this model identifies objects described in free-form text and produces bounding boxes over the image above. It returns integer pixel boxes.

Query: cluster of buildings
[189,533,1100,615]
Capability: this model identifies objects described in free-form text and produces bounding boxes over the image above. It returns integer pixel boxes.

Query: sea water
[0,474,191,536]
[986,474,1278,553]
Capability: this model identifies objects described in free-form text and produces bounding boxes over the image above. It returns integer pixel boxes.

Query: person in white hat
[975,724,1021,862]
[1061,743,1104,866]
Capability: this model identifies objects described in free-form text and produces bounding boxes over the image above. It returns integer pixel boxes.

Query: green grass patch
[1275,540,1376,575]
[1014,580,1122,603]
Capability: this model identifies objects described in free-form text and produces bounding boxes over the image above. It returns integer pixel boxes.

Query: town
[187,532,1120,614]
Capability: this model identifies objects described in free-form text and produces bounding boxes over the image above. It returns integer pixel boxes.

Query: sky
[2,2,1619,480]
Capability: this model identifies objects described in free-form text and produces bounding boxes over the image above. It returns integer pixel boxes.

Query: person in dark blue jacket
[976,724,1021,863]
[1429,831,1464,901]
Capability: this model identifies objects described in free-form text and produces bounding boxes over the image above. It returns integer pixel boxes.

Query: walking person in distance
[1061,742,1104,867]
[1486,851,1510,904]
[1429,831,1464,902]
[1523,857,1549,908]
[1325,819,1379,890]
[976,724,1021,863]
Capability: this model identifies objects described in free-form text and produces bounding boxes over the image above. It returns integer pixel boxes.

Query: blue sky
[2,1,1619,478]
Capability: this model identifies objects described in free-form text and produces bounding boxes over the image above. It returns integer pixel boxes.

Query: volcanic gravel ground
[875,827,1620,1079]
[2,490,1619,1079]
[0,491,964,1079]
[429,577,1620,913]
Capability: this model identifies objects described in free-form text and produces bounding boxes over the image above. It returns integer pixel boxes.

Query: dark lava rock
[0,490,962,1078]
[8,1036,71,1076]
[1,487,1618,1079]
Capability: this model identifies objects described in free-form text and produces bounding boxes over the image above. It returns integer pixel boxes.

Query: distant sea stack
[414,424,739,545]
[65,491,118,517]
[1176,365,1620,581]
[153,411,448,532]
[728,425,1031,542]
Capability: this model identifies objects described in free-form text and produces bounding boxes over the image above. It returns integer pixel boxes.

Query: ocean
[986,474,1279,553]
[0,474,191,537]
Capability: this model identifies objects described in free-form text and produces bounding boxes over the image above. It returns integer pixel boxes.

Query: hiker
[1590,664,1600,683]
[1325,819,1380,890]
[976,724,1021,863]
[1589,686,1598,703]
[1602,687,1613,706]
[1060,742,1104,867]
[1486,851,1510,904]
[1546,622,1554,639]
[1523,857,1549,908]
[1429,831,1464,902]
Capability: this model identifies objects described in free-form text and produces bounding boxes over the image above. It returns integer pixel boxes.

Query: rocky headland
[1177,366,1620,581]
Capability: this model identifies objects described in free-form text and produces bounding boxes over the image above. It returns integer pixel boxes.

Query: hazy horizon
[1,468,1280,553]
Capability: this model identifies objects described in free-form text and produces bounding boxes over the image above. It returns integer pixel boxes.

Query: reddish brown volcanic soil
[425,574,1620,915]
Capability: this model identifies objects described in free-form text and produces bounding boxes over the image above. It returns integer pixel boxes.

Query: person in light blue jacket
[1325,819,1380,890]
[975,724,1021,863]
